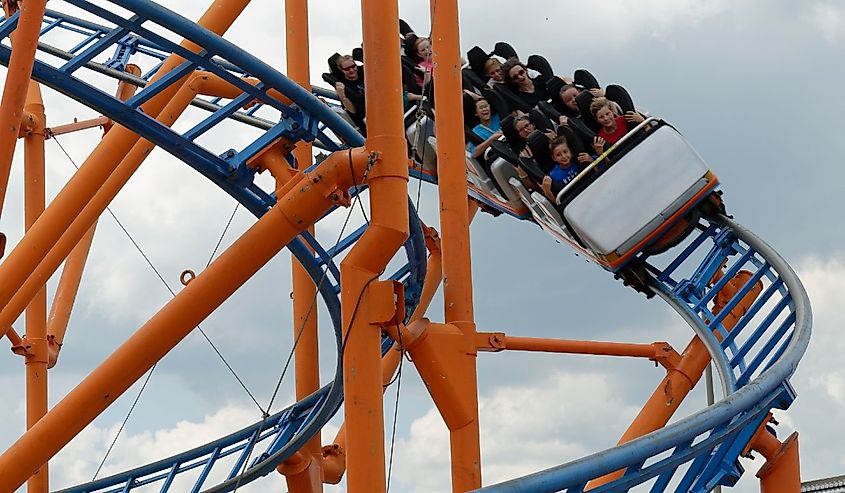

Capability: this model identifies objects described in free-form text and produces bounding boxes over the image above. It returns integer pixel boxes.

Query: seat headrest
[574,69,600,90]
[467,46,490,79]
[527,130,554,173]
[604,84,636,114]
[493,42,518,60]
[527,55,554,82]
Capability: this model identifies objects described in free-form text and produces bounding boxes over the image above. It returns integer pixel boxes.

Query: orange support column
[0,0,254,339]
[0,148,371,492]
[22,80,49,493]
[0,0,47,220]
[282,0,322,491]
[341,1,409,491]
[431,0,481,490]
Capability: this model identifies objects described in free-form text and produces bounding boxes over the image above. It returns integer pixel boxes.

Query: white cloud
[784,255,845,479]
[808,2,845,43]
[387,371,639,492]
[51,403,283,491]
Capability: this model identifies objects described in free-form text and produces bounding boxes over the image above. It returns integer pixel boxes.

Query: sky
[1,0,845,492]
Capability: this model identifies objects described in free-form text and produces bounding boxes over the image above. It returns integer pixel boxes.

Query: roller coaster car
[554,119,720,274]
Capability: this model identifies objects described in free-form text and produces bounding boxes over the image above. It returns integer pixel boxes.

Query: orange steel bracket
[48,116,111,138]
[744,415,801,493]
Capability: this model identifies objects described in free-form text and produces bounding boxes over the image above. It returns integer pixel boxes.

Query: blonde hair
[483,58,501,75]
[589,97,612,118]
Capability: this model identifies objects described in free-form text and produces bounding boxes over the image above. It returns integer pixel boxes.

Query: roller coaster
[0,1,811,492]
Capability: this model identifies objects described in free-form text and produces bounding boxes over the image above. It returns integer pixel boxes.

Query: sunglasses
[341,65,357,72]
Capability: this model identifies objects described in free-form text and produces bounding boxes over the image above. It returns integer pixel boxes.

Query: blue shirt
[549,163,580,186]
[467,114,501,156]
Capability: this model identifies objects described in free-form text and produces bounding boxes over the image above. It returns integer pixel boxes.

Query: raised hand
[593,136,606,154]
[625,111,645,124]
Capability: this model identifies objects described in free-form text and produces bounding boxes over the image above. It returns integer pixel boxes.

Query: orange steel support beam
[282,1,323,492]
[5,325,24,349]
[590,270,763,488]
[22,80,49,493]
[0,0,47,221]
[0,0,253,341]
[46,65,142,368]
[431,0,481,489]
[476,333,681,369]
[341,1,409,491]
[0,147,372,491]
[47,117,110,138]
[409,225,443,322]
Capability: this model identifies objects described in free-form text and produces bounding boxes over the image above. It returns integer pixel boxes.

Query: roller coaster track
[0,2,810,492]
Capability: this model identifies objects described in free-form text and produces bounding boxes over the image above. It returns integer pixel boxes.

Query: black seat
[575,90,600,132]
[462,67,487,93]
[493,41,518,60]
[605,84,636,114]
[574,69,600,90]
[528,108,553,133]
[493,84,531,114]
[538,101,562,124]
[526,130,554,174]
[556,125,589,156]
[488,142,544,190]
[399,18,414,37]
[527,55,555,83]
[467,45,490,80]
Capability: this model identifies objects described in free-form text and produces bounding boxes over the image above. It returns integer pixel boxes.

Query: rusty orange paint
[476,334,681,369]
[48,116,110,137]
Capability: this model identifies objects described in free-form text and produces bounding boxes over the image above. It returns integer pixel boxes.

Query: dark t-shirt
[513,78,549,109]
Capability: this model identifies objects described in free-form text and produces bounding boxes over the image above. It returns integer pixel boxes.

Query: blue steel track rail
[0,2,811,492]
[0,2,426,492]
[475,214,810,492]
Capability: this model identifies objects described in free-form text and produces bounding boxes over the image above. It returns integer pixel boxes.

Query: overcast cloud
[1,0,844,492]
